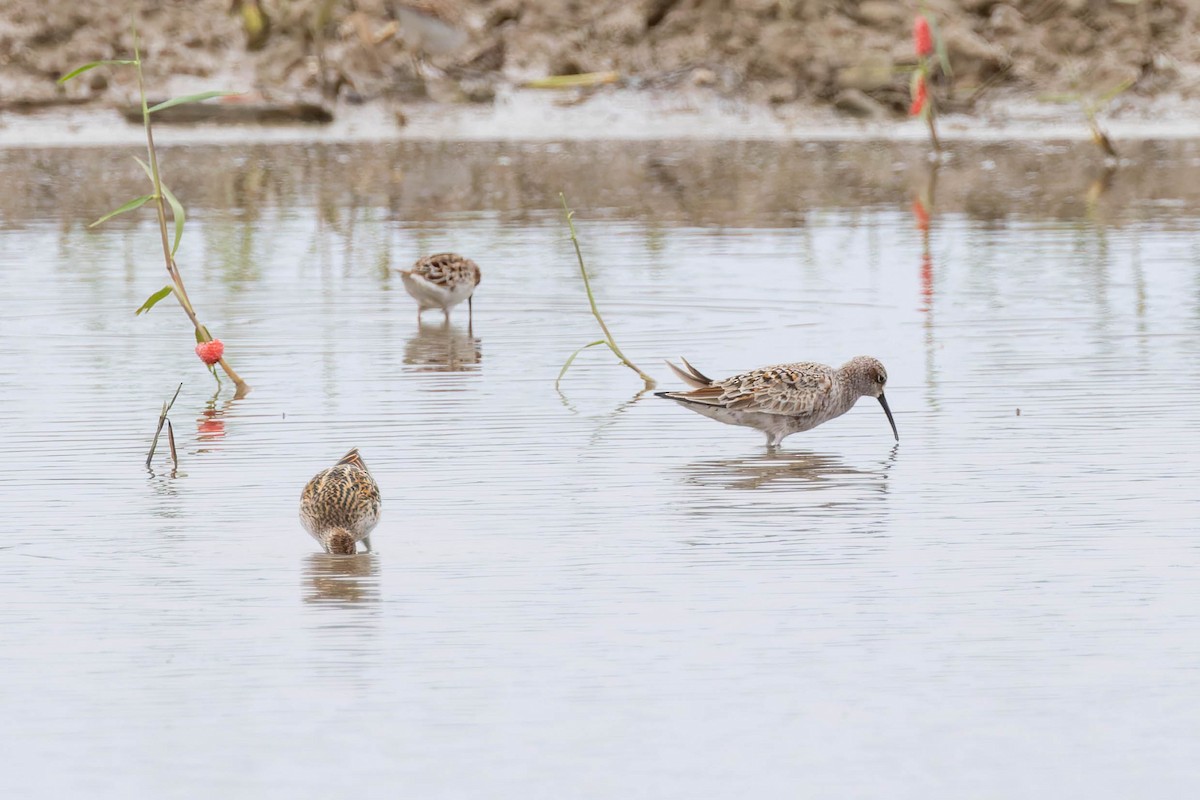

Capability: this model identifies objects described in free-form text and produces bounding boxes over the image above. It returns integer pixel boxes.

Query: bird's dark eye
[877,374,886,384]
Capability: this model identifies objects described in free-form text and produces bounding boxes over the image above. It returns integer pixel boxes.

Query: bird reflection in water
[403,320,482,372]
[682,446,896,492]
[303,553,380,605]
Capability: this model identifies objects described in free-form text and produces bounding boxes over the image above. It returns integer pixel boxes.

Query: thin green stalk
[925,100,941,154]
[559,194,656,389]
[556,339,606,391]
[132,31,249,396]
[60,27,250,402]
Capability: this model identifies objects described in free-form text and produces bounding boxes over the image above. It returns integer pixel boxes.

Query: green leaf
[1097,78,1135,106]
[524,71,619,90]
[928,16,952,78]
[132,155,155,185]
[555,339,607,390]
[147,91,240,114]
[194,325,213,344]
[161,182,186,257]
[131,157,185,255]
[89,194,153,228]
[135,285,174,316]
[58,59,137,84]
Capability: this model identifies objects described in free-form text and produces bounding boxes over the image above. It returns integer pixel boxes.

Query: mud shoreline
[4,89,1200,151]
[4,1,1200,149]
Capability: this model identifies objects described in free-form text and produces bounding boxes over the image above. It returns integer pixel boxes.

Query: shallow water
[2,140,1199,797]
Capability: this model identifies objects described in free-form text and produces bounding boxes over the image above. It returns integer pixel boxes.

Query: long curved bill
[878,393,899,441]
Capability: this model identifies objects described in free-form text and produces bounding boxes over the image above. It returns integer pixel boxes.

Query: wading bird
[656,356,898,449]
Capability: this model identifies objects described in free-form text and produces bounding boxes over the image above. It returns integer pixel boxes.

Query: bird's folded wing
[411,254,478,287]
[718,365,832,416]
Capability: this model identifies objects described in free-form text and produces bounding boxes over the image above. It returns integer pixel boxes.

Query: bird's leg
[443,308,451,324]
[362,535,372,553]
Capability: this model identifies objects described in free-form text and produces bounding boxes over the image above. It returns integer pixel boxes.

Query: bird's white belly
[686,403,854,440]
[402,273,474,311]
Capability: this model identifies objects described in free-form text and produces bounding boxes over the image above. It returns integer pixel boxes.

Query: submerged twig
[1084,109,1119,159]
[146,382,183,468]
[558,193,656,390]
[166,419,178,470]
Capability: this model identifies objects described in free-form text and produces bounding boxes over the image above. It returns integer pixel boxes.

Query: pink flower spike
[195,339,224,366]
[909,76,928,116]
[913,16,934,58]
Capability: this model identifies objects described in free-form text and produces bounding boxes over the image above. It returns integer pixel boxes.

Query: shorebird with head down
[656,356,899,450]
[300,448,382,554]
[398,252,482,324]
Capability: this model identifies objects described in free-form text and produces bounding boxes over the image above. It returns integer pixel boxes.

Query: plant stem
[1084,108,1117,159]
[559,194,656,389]
[916,54,941,154]
[925,104,941,153]
[166,419,178,470]
[146,382,183,468]
[134,32,249,396]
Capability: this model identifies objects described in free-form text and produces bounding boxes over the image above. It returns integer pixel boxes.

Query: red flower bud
[909,76,928,116]
[195,339,224,366]
[913,16,934,58]
[912,198,930,231]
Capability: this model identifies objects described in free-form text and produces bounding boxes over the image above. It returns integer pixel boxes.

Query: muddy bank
[3,1,1198,125]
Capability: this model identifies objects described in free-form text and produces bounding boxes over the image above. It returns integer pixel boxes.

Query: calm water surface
[1,140,1199,797]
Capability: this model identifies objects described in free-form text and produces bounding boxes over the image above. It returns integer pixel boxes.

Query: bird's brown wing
[716,363,833,416]
[410,253,479,288]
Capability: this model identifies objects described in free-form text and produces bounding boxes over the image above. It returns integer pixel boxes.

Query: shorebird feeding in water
[656,356,899,449]
[300,449,382,555]
[398,253,481,324]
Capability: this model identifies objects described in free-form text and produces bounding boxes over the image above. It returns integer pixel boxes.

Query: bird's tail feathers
[666,357,714,388]
[337,448,368,471]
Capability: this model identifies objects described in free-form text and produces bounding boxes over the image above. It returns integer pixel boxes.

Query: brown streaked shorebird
[398,252,482,324]
[300,449,382,555]
[656,356,899,449]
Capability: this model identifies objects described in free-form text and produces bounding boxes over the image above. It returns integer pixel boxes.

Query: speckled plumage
[656,356,899,449]
[300,449,382,555]
[399,252,482,324]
